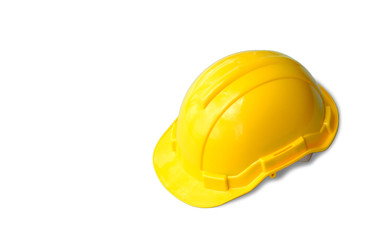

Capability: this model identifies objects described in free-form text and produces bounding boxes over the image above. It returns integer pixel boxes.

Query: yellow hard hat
[153,50,339,208]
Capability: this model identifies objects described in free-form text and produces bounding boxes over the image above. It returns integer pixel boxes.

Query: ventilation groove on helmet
[202,56,302,108]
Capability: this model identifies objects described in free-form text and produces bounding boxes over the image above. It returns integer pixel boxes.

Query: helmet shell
[154,51,339,206]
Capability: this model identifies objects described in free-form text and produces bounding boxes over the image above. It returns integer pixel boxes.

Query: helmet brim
[153,121,265,208]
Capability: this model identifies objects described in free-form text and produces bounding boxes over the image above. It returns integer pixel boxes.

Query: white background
[0,0,364,239]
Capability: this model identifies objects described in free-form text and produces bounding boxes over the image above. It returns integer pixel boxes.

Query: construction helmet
[153,50,339,208]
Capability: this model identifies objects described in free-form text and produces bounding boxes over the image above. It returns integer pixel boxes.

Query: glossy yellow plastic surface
[153,50,339,208]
